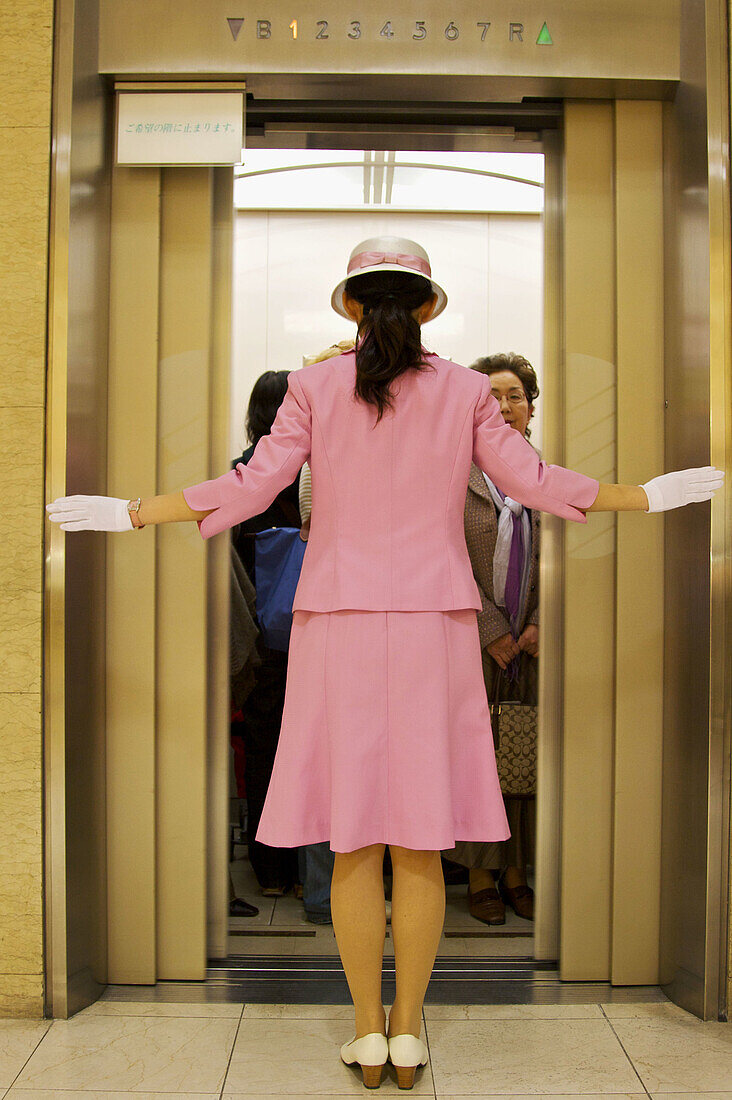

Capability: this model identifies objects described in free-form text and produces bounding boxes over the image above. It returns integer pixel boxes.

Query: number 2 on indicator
[289,19,297,38]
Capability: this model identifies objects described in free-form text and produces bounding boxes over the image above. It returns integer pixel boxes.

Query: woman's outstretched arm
[138,492,211,525]
[46,491,211,531]
[48,371,312,534]
[587,484,648,512]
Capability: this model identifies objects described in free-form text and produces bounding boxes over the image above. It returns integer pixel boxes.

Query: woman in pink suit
[48,237,724,1090]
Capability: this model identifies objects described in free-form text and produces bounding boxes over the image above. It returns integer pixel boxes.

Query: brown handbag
[489,669,537,798]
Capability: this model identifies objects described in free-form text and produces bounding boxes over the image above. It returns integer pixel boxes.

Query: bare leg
[331,843,388,1039]
[387,846,445,1038]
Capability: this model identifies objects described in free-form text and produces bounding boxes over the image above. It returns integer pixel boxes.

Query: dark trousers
[237,646,299,890]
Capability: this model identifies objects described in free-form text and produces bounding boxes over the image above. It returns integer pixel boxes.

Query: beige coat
[464,461,540,651]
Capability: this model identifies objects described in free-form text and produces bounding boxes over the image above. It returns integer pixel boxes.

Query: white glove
[641,467,725,512]
[46,495,134,532]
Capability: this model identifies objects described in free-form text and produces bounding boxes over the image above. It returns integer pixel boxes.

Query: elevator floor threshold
[102,966,668,1008]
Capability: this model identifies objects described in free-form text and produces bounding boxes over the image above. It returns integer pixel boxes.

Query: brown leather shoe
[468,886,506,925]
[497,876,534,920]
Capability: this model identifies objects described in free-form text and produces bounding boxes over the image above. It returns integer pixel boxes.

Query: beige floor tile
[80,1000,242,1018]
[241,1004,359,1020]
[424,1003,604,1020]
[427,1018,642,1095]
[0,1022,49,1089]
[648,1094,732,1099]
[14,1015,237,1093]
[7,1092,219,1099]
[240,1003,399,1022]
[602,1001,690,1020]
[612,1015,732,1093]
[223,1017,434,1094]
[436,1095,647,1099]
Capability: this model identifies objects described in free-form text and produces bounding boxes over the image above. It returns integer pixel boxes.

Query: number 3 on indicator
[413,20,426,40]
[348,20,361,39]
[289,19,297,38]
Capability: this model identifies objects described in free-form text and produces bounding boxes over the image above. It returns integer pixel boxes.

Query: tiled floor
[1,997,730,1098]
[229,857,533,958]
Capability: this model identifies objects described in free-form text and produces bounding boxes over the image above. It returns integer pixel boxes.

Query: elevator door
[100,101,667,990]
[105,165,233,981]
[550,102,665,982]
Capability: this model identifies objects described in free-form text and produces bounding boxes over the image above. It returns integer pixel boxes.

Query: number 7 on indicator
[477,21,491,40]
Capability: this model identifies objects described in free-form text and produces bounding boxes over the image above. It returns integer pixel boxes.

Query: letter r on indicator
[509,22,524,41]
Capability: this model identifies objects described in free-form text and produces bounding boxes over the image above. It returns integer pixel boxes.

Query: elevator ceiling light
[234,150,544,213]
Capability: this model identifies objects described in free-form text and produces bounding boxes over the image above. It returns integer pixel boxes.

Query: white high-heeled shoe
[387,1033,429,1090]
[340,1031,388,1089]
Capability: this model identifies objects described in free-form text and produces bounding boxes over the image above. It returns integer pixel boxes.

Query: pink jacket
[183,351,599,612]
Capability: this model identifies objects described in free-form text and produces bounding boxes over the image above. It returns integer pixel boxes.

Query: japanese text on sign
[116,92,244,166]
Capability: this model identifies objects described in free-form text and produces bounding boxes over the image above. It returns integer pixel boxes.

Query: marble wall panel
[0,973,44,1018]
[0,126,52,408]
[0,0,54,1018]
[0,694,43,976]
[0,408,44,694]
[0,0,53,129]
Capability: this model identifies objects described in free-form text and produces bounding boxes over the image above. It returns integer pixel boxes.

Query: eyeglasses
[492,391,528,404]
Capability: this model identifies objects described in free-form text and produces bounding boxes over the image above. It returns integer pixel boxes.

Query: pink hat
[331,235,447,321]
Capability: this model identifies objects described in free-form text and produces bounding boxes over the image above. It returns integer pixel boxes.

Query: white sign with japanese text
[116,91,244,165]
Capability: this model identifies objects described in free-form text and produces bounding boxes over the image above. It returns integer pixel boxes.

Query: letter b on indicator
[257,20,271,38]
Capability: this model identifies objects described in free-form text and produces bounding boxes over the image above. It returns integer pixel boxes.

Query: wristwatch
[127,497,145,529]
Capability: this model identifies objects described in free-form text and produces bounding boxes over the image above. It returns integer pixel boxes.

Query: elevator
[44,0,731,1022]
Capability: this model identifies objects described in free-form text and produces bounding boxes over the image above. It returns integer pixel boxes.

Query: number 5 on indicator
[289,19,297,38]
[413,21,426,40]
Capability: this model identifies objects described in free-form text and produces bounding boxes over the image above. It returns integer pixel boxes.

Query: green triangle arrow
[536,22,553,45]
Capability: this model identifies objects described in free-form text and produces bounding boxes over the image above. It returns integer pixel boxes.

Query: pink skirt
[255,608,511,853]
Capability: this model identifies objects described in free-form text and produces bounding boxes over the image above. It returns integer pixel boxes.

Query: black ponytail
[345,271,436,424]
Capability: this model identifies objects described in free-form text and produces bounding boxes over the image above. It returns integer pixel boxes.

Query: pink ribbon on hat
[347,250,431,277]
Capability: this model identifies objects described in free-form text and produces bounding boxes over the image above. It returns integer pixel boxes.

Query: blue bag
[254,527,306,651]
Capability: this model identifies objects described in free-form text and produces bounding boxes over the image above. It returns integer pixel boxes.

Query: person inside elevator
[444,352,541,926]
[46,235,724,1091]
[230,370,303,901]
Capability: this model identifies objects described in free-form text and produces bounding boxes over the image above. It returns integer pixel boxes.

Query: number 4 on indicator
[290,19,297,38]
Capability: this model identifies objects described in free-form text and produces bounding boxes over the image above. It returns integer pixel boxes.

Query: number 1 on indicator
[290,19,297,38]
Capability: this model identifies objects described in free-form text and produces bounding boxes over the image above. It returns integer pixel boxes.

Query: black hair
[245,370,291,446]
[345,270,436,424]
[471,352,539,439]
